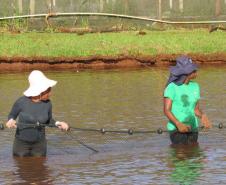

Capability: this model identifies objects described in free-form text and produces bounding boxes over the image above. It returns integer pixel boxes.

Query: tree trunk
[46,0,52,13]
[179,0,183,13]
[124,0,129,14]
[18,0,23,14]
[100,0,104,12]
[215,0,221,17]
[169,0,173,9]
[158,0,162,20]
[30,0,35,14]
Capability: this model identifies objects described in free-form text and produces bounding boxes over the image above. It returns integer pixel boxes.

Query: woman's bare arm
[164,98,191,133]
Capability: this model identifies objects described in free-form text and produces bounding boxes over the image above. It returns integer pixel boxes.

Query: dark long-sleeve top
[8,96,56,141]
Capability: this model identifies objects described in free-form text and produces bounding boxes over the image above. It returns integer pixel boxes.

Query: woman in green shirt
[164,56,211,145]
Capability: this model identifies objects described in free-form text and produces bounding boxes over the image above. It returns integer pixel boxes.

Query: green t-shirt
[164,82,200,131]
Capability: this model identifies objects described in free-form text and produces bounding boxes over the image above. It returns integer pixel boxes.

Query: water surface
[0,66,226,185]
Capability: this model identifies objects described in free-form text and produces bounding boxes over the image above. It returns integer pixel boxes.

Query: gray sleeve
[8,98,22,120]
[47,101,56,126]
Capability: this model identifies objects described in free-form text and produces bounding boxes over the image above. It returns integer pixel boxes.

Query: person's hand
[56,121,69,131]
[201,114,212,129]
[176,122,191,133]
[6,119,17,128]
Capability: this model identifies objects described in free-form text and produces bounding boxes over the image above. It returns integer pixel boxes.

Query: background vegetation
[0,29,225,58]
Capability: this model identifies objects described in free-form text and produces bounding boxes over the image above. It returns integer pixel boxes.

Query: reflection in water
[13,157,53,185]
[168,144,204,185]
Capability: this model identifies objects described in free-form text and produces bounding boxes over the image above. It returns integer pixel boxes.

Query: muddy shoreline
[0,53,226,71]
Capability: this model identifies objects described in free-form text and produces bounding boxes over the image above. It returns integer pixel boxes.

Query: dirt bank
[0,53,226,71]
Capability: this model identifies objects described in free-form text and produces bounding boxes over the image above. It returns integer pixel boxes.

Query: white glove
[6,119,17,128]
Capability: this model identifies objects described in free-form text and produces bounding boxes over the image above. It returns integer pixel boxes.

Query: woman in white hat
[164,56,211,145]
[6,70,69,157]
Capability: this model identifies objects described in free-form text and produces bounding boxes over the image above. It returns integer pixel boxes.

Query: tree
[158,0,162,20]
[124,0,129,14]
[30,0,35,14]
[100,0,104,12]
[18,0,23,14]
[215,0,221,17]
[179,0,183,13]
[169,0,173,9]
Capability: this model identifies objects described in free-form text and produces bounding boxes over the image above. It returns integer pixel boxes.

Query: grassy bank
[0,29,226,58]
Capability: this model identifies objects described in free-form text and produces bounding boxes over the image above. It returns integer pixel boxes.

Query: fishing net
[46,122,226,154]
[1,123,225,156]
[39,125,170,156]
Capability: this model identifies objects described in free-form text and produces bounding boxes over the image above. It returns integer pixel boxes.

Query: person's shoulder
[189,81,200,88]
[166,82,177,88]
[164,82,176,95]
[165,82,177,91]
[12,96,29,106]
[45,100,53,109]
[16,96,28,102]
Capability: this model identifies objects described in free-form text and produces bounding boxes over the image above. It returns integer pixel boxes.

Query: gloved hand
[6,119,17,128]
[55,121,69,131]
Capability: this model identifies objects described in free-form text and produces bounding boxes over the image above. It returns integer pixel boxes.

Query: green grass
[0,29,225,58]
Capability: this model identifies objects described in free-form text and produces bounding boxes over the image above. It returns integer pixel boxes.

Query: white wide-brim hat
[24,70,57,97]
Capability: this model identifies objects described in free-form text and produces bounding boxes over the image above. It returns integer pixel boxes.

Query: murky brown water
[0,66,226,185]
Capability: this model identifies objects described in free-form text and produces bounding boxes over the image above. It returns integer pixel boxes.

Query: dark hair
[41,87,51,96]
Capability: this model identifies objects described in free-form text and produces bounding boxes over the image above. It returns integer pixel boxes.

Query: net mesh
[1,124,225,155]
[1,126,167,154]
